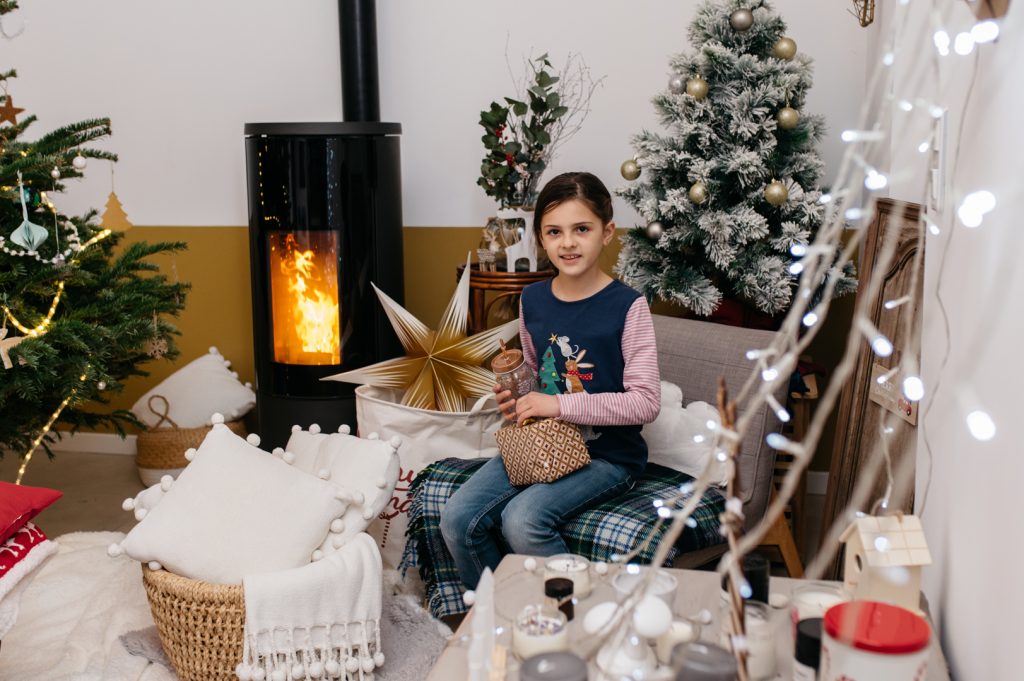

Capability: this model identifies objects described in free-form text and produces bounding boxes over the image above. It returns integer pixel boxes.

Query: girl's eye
[576,226,590,233]
[546,229,560,237]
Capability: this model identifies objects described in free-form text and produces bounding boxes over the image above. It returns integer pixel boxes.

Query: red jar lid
[824,601,930,654]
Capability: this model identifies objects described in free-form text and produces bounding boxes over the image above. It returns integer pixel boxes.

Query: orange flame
[270,232,341,365]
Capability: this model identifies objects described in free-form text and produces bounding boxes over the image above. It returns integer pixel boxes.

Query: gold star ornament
[324,256,519,412]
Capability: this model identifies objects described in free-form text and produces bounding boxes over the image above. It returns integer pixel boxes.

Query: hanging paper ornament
[620,159,641,181]
[772,36,798,60]
[0,327,25,370]
[101,192,133,231]
[10,173,48,251]
[668,74,686,94]
[72,154,87,171]
[764,179,789,206]
[777,106,800,130]
[144,312,169,358]
[0,92,24,126]
[645,221,664,240]
[688,181,708,204]
[730,8,754,31]
[324,256,519,412]
[686,76,709,101]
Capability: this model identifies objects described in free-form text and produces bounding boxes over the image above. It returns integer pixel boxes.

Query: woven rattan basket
[136,395,247,484]
[142,565,245,681]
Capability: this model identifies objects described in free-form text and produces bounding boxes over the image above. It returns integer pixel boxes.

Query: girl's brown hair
[532,172,613,238]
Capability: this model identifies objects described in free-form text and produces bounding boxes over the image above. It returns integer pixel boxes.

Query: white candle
[543,554,591,599]
[655,619,700,664]
[611,568,677,608]
[511,606,569,659]
[790,584,848,636]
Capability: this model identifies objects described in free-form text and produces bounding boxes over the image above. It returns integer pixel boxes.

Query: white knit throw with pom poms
[237,533,385,681]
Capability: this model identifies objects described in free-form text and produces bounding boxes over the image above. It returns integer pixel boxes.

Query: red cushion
[0,481,62,545]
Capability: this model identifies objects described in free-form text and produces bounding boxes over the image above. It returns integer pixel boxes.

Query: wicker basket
[142,565,245,681]
[136,395,247,485]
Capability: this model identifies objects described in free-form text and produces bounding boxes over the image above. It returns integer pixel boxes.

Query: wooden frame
[819,199,924,578]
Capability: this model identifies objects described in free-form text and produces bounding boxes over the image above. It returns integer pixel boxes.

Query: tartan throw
[495,419,591,485]
[400,457,726,619]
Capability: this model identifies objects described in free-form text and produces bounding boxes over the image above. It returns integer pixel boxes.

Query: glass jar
[511,604,569,660]
[491,346,537,401]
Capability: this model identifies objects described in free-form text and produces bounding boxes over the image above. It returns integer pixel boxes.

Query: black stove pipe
[339,0,380,122]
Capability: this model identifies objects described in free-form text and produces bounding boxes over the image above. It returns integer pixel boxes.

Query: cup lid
[491,347,524,373]
[544,577,574,598]
[824,601,930,654]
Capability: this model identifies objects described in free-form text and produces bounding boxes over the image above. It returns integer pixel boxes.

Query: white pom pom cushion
[130,347,256,429]
[642,381,727,486]
[119,424,346,584]
[283,426,400,553]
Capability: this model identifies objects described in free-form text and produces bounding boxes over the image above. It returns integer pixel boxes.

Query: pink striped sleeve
[556,298,661,426]
[519,298,538,372]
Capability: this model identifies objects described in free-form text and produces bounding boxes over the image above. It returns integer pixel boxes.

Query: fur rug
[0,533,450,681]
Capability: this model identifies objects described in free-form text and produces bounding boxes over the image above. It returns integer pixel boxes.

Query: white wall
[884,2,1023,679]
[6,0,869,227]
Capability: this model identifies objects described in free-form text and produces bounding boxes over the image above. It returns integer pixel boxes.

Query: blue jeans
[439,456,631,590]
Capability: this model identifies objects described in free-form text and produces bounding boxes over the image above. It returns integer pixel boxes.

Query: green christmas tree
[615,0,856,317]
[1,1,188,462]
[538,346,561,395]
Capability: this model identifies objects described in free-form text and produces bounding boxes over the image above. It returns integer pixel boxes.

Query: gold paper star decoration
[325,256,519,411]
[0,327,25,370]
[0,94,24,126]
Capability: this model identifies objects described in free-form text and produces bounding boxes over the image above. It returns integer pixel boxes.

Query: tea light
[611,567,678,608]
[655,619,700,664]
[543,554,591,599]
[512,605,569,659]
[790,582,848,635]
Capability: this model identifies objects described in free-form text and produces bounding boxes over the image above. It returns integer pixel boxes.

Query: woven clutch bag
[495,418,591,486]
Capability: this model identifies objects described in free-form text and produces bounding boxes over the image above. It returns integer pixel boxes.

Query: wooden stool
[456,263,555,334]
[757,373,819,577]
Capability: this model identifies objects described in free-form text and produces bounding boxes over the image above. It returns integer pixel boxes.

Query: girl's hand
[494,384,517,422]
[514,392,560,424]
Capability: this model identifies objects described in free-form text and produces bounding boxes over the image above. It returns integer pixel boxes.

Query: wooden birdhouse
[839,514,932,612]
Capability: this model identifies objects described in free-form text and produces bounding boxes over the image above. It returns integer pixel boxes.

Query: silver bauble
[688,181,708,205]
[645,221,664,240]
[668,74,686,94]
[72,154,87,170]
[686,76,709,101]
[50,166,60,179]
[620,159,641,181]
[777,106,800,130]
[730,8,754,31]
[764,180,789,206]
[772,36,798,60]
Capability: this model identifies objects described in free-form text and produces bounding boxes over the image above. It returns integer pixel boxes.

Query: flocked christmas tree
[1,1,187,467]
[615,0,856,319]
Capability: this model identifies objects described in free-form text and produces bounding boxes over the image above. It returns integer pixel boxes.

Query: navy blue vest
[521,279,649,475]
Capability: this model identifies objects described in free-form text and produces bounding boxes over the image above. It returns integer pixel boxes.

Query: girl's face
[538,199,615,280]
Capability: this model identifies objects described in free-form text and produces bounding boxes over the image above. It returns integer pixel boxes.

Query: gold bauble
[688,181,708,205]
[772,36,797,60]
[729,8,754,31]
[620,159,641,181]
[686,76,709,101]
[776,106,800,130]
[764,180,789,206]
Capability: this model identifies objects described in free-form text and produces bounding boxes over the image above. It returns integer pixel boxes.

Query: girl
[440,172,661,589]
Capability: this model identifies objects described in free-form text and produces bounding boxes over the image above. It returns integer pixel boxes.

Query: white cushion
[130,347,255,429]
[284,426,399,555]
[119,424,346,584]
[642,381,726,485]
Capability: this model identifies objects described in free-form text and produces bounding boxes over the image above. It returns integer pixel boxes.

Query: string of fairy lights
[3,226,112,484]
[571,2,1006,675]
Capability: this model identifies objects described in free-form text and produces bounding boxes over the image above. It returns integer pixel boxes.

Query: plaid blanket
[400,457,726,618]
